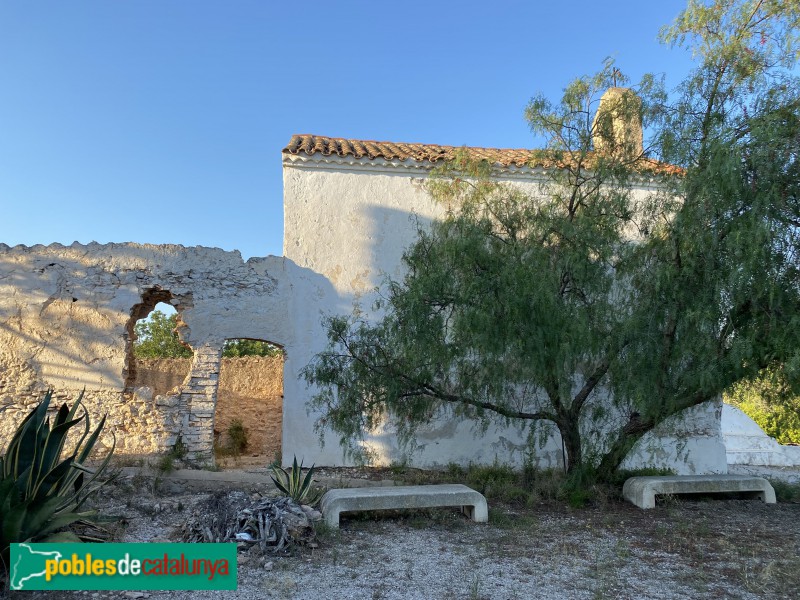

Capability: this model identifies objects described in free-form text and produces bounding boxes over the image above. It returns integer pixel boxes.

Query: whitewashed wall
[0,154,728,473]
[281,153,727,473]
[722,404,800,468]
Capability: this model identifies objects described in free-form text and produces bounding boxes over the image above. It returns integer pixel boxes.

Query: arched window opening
[214,338,284,465]
[124,289,192,394]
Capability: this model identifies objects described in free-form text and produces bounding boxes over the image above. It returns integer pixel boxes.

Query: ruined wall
[133,357,191,396]
[132,356,283,458]
[0,242,293,461]
[216,356,283,459]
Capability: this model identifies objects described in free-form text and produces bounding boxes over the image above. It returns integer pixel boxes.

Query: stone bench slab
[623,475,777,509]
[320,484,488,528]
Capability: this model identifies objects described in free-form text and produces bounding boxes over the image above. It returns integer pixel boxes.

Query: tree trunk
[557,419,583,474]
[596,434,640,479]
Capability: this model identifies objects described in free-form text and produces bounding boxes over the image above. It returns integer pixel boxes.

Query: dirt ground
[5,467,800,600]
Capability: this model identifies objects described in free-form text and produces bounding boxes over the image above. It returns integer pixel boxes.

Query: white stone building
[0,127,728,474]
[281,134,726,473]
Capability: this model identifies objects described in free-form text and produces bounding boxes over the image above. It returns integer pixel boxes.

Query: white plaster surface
[722,403,800,467]
[621,399,728,475]
[281,153,727,474]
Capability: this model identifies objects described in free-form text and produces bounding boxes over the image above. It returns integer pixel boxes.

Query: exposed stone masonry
[0,242,291,461]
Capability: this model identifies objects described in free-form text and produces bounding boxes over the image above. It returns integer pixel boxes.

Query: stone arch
[123,287,192,390]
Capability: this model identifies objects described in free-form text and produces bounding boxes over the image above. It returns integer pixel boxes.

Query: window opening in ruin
[124,291,193,394]
[214,338,284,466]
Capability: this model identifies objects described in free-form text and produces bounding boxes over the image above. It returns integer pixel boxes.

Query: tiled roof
[282,134,682,175]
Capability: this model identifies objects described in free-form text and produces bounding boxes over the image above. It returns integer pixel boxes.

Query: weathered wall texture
[0,242,293,460]
[0,150,729,474]
[132,357,191,397]
[722,404,800,468]
[132,356,283,458]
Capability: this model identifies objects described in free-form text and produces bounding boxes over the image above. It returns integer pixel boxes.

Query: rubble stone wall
[0,242,293,461]
[133,356,283,458]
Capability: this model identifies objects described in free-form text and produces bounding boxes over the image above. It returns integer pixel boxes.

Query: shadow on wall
[215,352,284,461]
[362,203,435,296]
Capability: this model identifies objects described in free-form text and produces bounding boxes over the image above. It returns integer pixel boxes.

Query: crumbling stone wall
[133,356,283,458]
[132,358,191,397]
[0,242,292,461]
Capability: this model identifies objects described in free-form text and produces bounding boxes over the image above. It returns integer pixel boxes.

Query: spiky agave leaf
[0,390,116,573]
[269,456,322,506]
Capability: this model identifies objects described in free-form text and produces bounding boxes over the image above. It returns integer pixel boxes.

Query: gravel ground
[5,467,800,600]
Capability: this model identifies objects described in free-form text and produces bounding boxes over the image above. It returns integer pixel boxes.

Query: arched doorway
[214,338,284,465]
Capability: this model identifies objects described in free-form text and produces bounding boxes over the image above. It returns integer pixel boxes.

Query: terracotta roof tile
[283,134,682,175]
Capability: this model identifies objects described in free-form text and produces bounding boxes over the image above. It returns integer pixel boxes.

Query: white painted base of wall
[722,404,800,468]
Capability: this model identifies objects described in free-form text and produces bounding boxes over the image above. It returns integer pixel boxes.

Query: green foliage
[270,456,322,506]
[226,420,248,456]
[134,311,282,360]
[170,434,188,461]
[439,463,619,508]
[768,479,800,503]
[0,390,115,572]
[607,468,675,489]
[222,339,283,358]
[303,0,800,482]
[133,310,192,359]
[214,421,249,459]
[725,368,800,444]
[155,454,176,475]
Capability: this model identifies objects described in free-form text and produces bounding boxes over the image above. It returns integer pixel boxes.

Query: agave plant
[269,456,322,506]
[0,390,115,572]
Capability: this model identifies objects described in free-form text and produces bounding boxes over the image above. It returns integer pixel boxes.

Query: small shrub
[525,469,566,505]
[609,467,675,488]
[213,421,249,459]
[170,435,188,460]
[769,479,800,502]
[270,456,323,506]
[227,420,248,456]
[155,454,175,475]
[0,390,116,573]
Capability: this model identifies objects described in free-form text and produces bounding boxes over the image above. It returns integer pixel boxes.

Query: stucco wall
[0,156,729,474]
[281,154,727,473]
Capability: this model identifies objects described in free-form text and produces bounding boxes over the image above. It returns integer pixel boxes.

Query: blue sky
[1,1,695,260]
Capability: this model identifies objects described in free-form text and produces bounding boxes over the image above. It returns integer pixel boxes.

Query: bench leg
[461,502,488,523]
[324,509,341,529]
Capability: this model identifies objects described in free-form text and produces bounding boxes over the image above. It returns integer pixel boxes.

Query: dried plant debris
[176,491,322,553]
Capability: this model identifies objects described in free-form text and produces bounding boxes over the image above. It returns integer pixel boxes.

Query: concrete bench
[319,484,489,528]
[623,474,777,509]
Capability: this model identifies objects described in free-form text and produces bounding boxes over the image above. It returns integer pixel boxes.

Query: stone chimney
[592,87,643,160]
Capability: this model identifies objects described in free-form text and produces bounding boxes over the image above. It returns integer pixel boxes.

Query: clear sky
[1,1,695,260]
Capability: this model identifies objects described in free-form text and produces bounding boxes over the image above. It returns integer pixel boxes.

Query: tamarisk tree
[303,0,800,478]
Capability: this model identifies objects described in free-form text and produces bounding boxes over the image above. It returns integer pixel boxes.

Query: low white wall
[722,404,800,468]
